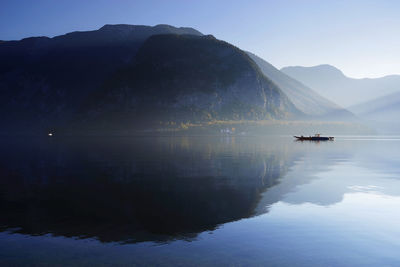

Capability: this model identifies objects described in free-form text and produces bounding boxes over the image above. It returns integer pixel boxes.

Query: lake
[1,136,400,266]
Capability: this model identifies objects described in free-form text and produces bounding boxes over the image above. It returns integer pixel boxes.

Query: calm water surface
[0,136,400,266]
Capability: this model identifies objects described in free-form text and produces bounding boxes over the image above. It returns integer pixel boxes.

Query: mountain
[75,34,299,130]
[281,64,400,107]
[247,53,355,120]
[348,91,400,133]
[0,24,300,135]
[0,24,202,74]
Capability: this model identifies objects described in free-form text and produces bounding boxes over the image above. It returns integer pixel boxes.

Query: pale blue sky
[1,0,399,78]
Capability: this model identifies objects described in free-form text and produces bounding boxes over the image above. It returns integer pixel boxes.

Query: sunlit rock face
[0,24,300,135]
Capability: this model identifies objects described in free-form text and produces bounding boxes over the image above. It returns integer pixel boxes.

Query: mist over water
[1,136,400,266]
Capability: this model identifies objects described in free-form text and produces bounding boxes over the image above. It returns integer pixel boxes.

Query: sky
[1,0,399,78]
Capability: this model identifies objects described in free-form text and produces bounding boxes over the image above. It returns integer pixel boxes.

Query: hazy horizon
[1,0,399,79]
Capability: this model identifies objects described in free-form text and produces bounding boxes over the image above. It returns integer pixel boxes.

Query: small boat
[294,134,334,141]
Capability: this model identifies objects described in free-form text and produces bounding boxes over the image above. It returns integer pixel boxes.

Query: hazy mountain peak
[349,91,400,115]
[313,64,344,75]
[281,64,400,107]
[313,64,341,71]
[247,52,356,120]
[348,91,400,133]
[282,64,345,80]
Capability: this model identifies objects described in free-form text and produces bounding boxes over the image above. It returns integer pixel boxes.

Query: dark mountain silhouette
[281,64,400,107]
[0,24,300,135]
[247,53,355,120]
[76,34,299,131]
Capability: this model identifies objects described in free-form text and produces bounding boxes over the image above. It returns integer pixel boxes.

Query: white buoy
[48,132,53,136]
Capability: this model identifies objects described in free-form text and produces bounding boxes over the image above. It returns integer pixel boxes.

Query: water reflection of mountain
[0,137,298,243]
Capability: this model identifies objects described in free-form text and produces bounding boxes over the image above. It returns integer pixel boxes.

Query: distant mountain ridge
[347,91,400,133]
[349,91,400,119]
[281,64,400,107]
[0,24,300,134]
[247,53,355,120]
